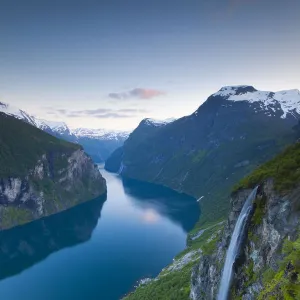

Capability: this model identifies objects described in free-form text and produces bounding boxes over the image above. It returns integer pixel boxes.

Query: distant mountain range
[0,102,130,162]
[105,85,300,223]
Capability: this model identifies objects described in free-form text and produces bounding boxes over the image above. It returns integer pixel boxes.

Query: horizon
[1,0,299,130]
[2,84,300,131]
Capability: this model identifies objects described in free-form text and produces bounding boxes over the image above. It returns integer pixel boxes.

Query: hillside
[105,86,300,224]
[190,140,300,299]
[125,140,300,300]
[0,102,129,162]
[0,112,106,230]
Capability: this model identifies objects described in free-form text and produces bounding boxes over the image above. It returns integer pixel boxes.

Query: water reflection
[0,195,107,281]
[122,177,200,232]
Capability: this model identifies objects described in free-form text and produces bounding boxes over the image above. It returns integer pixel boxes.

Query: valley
[1,85,300,299]
[0,168,199,300]
[1,1,299,298]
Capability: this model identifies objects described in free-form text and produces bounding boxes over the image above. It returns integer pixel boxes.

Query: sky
[0,0,299,130]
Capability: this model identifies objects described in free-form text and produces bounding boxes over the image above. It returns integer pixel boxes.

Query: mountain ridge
[0,112,106,230]
[105,85,300,224]
[0,101,129,162]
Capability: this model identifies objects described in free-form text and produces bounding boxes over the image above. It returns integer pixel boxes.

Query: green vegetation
[177,221,224,260]
[243,260,259,288]
[0,113,80,178]
[124,262,194,300]
[0,206,33,228]
[258,234,300,300]
[112,116,296,226]
[251,194,267,226]
[262,268,276,285]
[0,113,106,229]
[234,142,300,193]
[125,221,224,300]
[192,149,206,163]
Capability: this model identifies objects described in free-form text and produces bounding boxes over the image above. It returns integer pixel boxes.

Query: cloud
[94,113,134,119]
[75,108,112,115]
[108,88,166,100]
[45,107,149,119]
[117,108,149,113]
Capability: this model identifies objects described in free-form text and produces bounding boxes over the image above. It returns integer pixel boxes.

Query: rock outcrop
[190,180,300,299]
[0,113,106,230]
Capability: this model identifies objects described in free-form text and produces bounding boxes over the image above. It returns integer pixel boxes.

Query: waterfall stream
[118,162,124,175]
[217,186,258,300]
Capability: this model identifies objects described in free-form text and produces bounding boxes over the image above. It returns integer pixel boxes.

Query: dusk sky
[1,0,299,130]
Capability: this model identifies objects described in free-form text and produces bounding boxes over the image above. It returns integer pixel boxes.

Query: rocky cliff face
[190,180,300,299]
[0,149,106,230]
[0,113,106,230]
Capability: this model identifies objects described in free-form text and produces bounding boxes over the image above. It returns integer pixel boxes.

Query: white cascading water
[217,186,258,300]
[118,162,124,175]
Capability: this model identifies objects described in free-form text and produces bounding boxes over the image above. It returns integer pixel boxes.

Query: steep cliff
[0,113,106,230]
[105,86,300,223]
[125,141,300,300]
[190,141,300,300]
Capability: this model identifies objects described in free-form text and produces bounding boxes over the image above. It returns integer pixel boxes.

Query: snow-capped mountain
[211,85,300,119]
[35,119,71,135]
[0,101,39,127]
[105,84,300,227]
[0,101,129,162]
[0,102,72,136]
[72,128,129,141]
[142,118,176,127]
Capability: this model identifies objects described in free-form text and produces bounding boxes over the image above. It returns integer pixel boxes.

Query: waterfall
[217,186,258,300]
[118,162,124,175]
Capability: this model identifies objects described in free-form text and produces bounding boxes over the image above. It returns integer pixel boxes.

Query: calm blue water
[0,168,200,300]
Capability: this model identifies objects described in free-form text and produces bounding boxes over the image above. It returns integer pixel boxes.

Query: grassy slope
[0,112,80,178]
[124,223,224,300]
[233,141,300,193]
[233,141,300,299]
[125,142,300,300]
[257,234,300,299]
[122,104,297,226]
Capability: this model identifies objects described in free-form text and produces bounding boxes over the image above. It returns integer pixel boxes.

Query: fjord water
[0,168,200,300]
[218,187,258,300]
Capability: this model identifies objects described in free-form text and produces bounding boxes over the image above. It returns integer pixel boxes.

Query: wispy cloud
[108,88,166,100]
[45,107,149,119]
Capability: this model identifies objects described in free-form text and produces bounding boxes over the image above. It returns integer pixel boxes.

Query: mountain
[0,102,129,162]
[190,141,300,299]
[0,112,106,230]
[72,128,129,162]
[105,86,300,224]
[125,141,300,300]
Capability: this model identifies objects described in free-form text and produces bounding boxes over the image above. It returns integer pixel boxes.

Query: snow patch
[0,101,129,140]
[213,85,254,97]
[213,86,300,118]
[143,117,176,127]
[72,128,129,140]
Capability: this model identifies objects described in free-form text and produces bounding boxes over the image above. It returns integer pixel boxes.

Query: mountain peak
[72,127,129,140]
[214,85,257,97]
[141,118,176,127]
[210,86,300,119]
